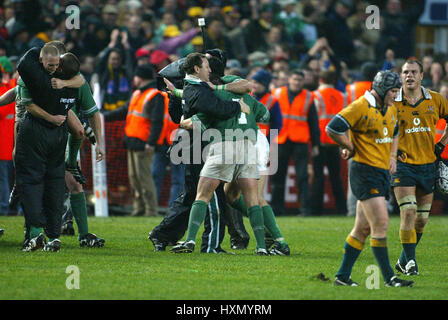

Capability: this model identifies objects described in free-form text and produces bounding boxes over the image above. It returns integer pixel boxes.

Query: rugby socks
[185,200,207,243]
[336,235,363,281]
[231,195,247,217]
[29,226,43,239]
[66,134,83,167]
[70,192,89,238]
[248,205,266,249]
[262,205,285,244]
[370,238,395,282]
[400,229,417,263]
[398,227,423,266]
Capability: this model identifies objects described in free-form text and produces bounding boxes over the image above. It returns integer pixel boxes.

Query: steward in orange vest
[310,70,347,215]
[104,65,165,150]
[270,69,320,216]
[345,62,377,104]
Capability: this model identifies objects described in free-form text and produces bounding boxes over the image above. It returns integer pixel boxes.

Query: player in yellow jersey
[326,71,413,287]
[391,59,448,276]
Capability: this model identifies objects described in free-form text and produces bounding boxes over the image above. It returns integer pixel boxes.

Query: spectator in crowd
[321,0,355,67]
[103,64,164,217]
[244,2,276,54]
[79,54,96,85]
[421,54,433,88]
[204,18,233,59]
[8,22,30,57]
[125,15,147,59]
[101,4,120,34]
[157,24,199,56]
[222,6,248,65]
[347,0,380,67]
[93,29,133,111]
[430,61,444,91]
[0,56,15,216]
[150,50,171,72]
[376,0,425,62]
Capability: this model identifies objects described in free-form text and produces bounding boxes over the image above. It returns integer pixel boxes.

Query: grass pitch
[1,215,447,300]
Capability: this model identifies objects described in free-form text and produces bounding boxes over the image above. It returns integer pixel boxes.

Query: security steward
[104,64,165,217]
[310,70,347,215]
[16,45,80,252]
[270,69,320,216]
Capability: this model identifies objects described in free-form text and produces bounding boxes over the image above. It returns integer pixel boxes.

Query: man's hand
[83,121,96,145]
[145,144,155,154]
[51,114,67,126]
[95,143,105,162]
[163,77,176,94]
[435,141,446,159]
[51,78,66,89]
[179,115,194,130]
[239,98,250,115]
[341,148,355,160]
[311,145,319,158]
[389,158,397,175]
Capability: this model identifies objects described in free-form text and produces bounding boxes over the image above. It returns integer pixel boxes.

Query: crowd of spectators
[2,0,448,215]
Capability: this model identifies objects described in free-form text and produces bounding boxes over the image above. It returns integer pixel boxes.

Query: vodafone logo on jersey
[404,117,431,134]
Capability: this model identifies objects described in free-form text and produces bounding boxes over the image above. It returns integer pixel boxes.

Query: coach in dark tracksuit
[16,46,79,249]
[149,53,242,252]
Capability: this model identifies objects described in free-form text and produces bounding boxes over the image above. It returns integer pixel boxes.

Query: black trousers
[150,162,227,249]
[15,114,67,239]
[271,140,310,215]
[310,145,347,215]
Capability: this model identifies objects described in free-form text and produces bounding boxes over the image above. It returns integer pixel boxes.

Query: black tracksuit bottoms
[15,114,67,239]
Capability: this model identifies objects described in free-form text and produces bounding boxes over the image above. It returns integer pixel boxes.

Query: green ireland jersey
[191,76,270,143]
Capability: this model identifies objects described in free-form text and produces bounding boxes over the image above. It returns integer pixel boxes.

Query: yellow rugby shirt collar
[395,86,432,103]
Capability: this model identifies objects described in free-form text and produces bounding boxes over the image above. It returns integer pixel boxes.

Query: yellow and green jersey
[334,91,398,170]
[394,87,448,165]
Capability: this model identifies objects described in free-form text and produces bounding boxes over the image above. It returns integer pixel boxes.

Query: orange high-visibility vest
[274,86,313,144]
[435,118,448,160]
[257,92,276,136]
[125,88,161,142]
[160,91,179,145]
[313,87,347,145]
[346,81,372,105]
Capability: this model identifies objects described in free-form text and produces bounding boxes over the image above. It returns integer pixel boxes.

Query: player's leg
[258,175,290,255]
[169,162,185,208]
[335,200,370,286]
[127,150,144,216]
[238,177,267,254]
[394,186,418,274]
[360,197,413,286]
[66,170,105,247]
[170,176,220,253]
[326,146,347,214]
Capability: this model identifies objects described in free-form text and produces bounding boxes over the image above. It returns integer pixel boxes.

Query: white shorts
[256,130,270,174]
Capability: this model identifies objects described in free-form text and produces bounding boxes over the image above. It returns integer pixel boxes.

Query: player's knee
[397,195,417,216]
[416,203,431,219]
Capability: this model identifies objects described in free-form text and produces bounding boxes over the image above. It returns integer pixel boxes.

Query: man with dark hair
[270,69,320,216]
[327,70,413,287]
[310,70,347,215]
[104,64,164,217]
[16,45,80,252]
[148,52,248,252]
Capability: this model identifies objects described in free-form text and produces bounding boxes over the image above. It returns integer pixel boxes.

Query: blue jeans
[0,160,13,215]
[152,148,185,207]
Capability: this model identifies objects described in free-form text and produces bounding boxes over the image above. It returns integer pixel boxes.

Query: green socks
[262,205,284,243]
[231,195,248,217]
[186,200,208,243]
[70,192,89,238]
[370,238,395,282]
[66,134,83,167]
[336,235,363,281]
[248,205,266,249]
[30,226,43,239]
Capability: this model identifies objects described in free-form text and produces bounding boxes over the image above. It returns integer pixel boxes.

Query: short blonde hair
[40,44,59,58]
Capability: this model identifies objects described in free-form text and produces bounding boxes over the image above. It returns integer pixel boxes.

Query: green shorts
[391,161,436,195]
[350,161,390,201]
